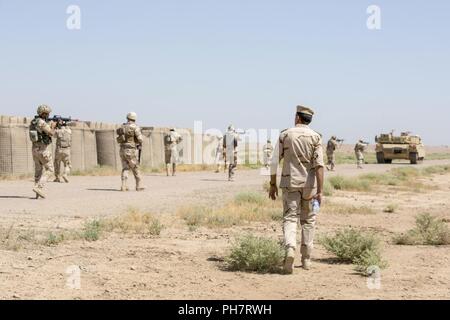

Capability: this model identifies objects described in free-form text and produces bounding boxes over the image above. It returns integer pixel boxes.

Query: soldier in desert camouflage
[223,125,239,182]
[269,106,324,274]
[326,136,339,171]
[29,105,57,199]
[355,139,369,169]
[116,112,146,191]
[164,128,183,176]
[53,120,72,183]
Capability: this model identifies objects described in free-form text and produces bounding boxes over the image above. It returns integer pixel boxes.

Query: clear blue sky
[0,0,449,145]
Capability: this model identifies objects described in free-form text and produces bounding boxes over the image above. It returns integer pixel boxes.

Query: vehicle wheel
[376,152,385,164]
[385,159,392,164]
[410,153,418,164]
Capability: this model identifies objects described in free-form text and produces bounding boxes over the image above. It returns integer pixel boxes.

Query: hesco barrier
[0,124,34,175]
[141,127,166,168]
[1,114,247,175]
[95,130,121,170]
[70,123,98,172]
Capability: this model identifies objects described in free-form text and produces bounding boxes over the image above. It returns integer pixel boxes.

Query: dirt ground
[1,159,449,300]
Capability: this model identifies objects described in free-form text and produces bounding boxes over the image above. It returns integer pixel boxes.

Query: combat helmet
[37,105,52,116]
[127,112,137,121]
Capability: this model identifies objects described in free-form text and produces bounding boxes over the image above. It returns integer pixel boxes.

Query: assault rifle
[49,115,79,127]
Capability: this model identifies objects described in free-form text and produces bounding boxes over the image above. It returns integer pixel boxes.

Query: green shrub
[82,220,102,242]
[328,176,371,192]
[394,213,450,245]
[45,232,66,246]
[319,228,387,273]
[226,235,284,273]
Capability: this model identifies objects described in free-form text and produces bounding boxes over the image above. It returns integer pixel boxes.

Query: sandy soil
[0,160,449,300]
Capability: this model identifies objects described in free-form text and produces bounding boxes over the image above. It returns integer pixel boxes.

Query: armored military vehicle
[375,132,425,164]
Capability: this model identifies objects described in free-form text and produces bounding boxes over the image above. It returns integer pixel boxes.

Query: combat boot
[53,177,61,183]
[135,179,146,192]
[302,258,312,270]
[33,187,46,199]
[284,247,295,274]
[62,175,69,183]
[120,179,129,192]
[172,164,176,176]
[166,165,170,177]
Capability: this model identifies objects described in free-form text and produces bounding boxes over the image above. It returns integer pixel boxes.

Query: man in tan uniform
[223,125,239,182]
[269,105,324,274]
[29,105,57,199]
[53,120,72,183]
[263,140,274,169]
[355,140,369,169]
[326,136,339,171]
[116,112,145,191]
[164,128,183,176]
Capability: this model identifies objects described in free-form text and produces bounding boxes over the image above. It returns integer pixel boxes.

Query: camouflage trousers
[32,143,54,189]
[355,151,364,167]
[282,188,317,259]
[54,147,71,179]
[165,147,179,164]
[327,152,336,170]
[226,152,237,180]
[120,147,141,182]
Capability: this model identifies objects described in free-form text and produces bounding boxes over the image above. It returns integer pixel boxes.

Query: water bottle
[312,199,320,214]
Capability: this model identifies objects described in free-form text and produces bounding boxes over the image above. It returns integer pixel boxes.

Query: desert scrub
[322,201,375,215]
[226,234,284,273]
[45,232,66,246]
[326,165,448,194]
[319,228,387,274]
[328,175,371,192]
[178,192,282,228]
[394,213,450,245]
[323,180,334,196]
[234,191,266,206]
[81,220,103,241]
[103,208,163,236]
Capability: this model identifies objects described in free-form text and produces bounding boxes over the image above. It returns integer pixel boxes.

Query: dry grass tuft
[179,191,282,229]
[394,213,450,245]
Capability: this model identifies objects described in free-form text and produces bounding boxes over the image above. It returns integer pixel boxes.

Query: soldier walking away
[53,120,72,183]
[214,135,225,173]
[263,139,274,169]
[223,125,239,182]
[29,105,57,199]
[355,139,369,169]
[269,106,324,274]
[116,112,146,191]
[326,136,339,171]
[164,128,183,176]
